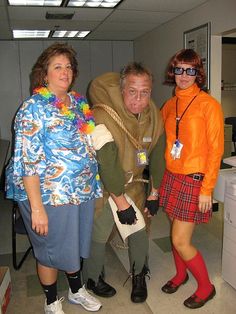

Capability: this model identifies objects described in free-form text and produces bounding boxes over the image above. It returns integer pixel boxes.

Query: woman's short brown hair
[165,49,206,88]
[30,42,78,92]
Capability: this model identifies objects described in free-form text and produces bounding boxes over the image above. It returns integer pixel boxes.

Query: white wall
[222,43,236,118]
[2,0,236,140]
[0,40,133,141]
[134,0,236,109]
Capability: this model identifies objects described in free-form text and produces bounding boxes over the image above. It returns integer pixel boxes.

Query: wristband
[150,191,159,197]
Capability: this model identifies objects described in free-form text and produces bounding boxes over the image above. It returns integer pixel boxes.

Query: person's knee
[172,235,188,253]
[91,234,108,245]
[92,225,113,243]
[92,204,115,243]
[129,228,147,242]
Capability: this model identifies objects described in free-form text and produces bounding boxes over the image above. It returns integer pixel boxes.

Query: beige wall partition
[0,40,133,142]
[134,0,236,111]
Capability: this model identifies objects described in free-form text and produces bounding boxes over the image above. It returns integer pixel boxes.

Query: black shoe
[87,276,116,298]
[131,266,150,303]
[183,285,216,309]
[161,274,189,294]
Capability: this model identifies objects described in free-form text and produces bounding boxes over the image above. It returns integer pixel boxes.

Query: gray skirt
[18,199,95,272]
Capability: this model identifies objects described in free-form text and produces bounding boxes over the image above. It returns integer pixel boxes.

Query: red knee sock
[170,247,187,285]
[185,251,213,299]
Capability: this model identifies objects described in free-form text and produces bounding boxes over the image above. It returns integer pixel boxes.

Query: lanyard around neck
[175,94,198,139]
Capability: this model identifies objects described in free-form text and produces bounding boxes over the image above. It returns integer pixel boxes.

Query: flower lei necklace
[33,86,95,134]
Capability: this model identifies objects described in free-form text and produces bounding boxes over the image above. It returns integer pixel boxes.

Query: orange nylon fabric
[161,83,224,196]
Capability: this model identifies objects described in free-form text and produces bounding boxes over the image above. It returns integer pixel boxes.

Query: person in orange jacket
[159,49,224,309]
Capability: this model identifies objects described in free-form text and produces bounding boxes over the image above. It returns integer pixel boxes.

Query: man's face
[122,74,152,114]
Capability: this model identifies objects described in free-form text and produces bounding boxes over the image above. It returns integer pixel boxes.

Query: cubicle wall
[0,40,134,142]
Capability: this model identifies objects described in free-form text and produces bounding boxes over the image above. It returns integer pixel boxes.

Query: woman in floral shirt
[6,43,102,314]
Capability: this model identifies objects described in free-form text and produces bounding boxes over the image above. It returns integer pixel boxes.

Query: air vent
[46,12,74,20]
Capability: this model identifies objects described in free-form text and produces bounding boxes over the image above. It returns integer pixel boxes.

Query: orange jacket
[162,83,224,195]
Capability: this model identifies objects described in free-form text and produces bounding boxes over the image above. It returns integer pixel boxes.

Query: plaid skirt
[159,170,212,224]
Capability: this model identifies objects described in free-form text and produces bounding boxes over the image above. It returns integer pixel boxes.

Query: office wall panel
[68,41,91,96]
[0,40,133,142]
[90,41,113,80]
[0,42,21,141]
[19,41,44,100]
[112,41,133,72]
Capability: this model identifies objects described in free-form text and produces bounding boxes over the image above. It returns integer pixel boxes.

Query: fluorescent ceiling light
[66,0,86,6]
[13,30,50,38]
[8,0,121,7]
[77,31,90,38]
[52,30,90,38]
[86,1,102,7]
[67,0,121,8]
[8,0,62,6]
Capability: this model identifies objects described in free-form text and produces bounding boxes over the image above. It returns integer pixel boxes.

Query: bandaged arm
[92,124,125,196]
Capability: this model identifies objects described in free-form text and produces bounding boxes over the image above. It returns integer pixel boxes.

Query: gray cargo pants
[83,201,149,283]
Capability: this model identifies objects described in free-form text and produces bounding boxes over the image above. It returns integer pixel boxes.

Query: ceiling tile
[87,30,146,41]
[3,0,210,40]
[118,0,208,12]
[11,20,100,29]
[8,7,112,20]
[106,9,179,23]
[96,22,159,32]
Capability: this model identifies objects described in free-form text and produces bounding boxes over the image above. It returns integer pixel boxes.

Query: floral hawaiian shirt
[5,92,102,206]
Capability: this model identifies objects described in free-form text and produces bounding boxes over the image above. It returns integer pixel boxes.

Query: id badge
[143,136,152,143]
[136,149,148,166]
[170,139,183,160]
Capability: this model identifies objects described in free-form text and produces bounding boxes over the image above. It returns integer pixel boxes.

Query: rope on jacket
[128,178,149,185]
[93,104,142,150]
[93,104,149,186]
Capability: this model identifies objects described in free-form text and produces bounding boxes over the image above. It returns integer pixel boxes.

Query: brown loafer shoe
[183,285,216,309]
[161,274,189,294]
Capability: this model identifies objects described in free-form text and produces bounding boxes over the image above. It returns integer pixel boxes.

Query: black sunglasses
[173,67,197,76]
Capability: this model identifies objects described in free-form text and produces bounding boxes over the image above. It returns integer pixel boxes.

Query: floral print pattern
[6,93,102,206]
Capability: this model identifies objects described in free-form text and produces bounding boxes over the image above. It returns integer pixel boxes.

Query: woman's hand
[31,208,48,236]
[22,176,48,236]
[198,194,212,213]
